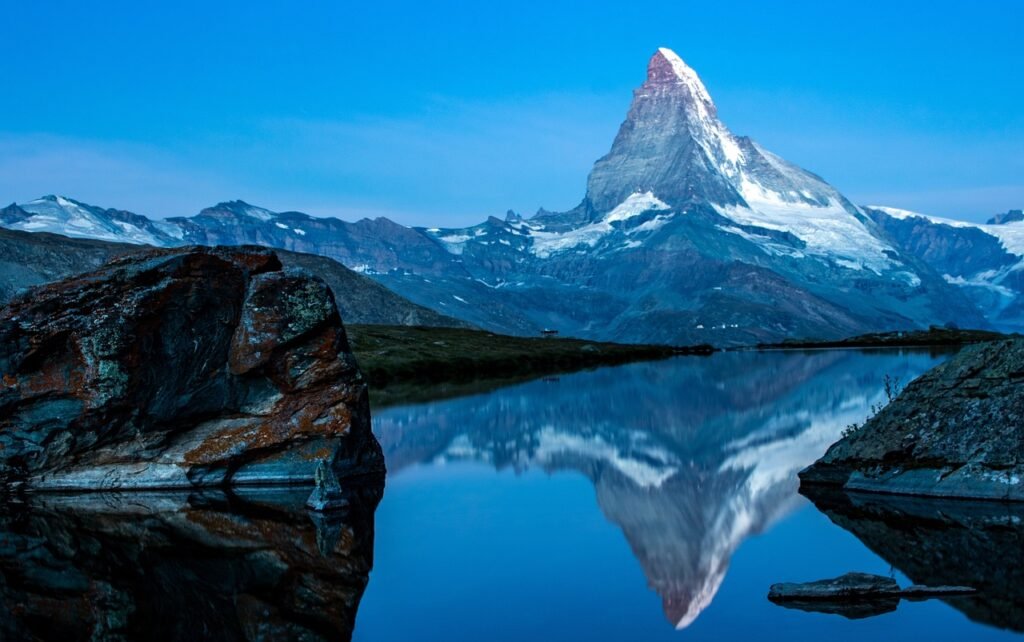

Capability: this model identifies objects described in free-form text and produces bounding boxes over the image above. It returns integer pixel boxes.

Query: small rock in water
[306,460,349,512]
[769,572,901,601]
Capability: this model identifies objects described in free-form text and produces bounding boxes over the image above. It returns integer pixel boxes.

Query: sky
[1,0,1022,226]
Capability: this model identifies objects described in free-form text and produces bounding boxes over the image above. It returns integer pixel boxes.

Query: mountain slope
[866,206,1024,331]
[0,228,466,328]
[0,49,990,344]
[0,228,136,303]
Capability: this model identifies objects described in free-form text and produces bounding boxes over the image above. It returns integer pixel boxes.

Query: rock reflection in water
[0,482,382,641]
[374,349,944,629]
[802,488,1024,633]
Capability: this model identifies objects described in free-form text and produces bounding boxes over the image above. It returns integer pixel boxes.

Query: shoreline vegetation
[347,325,1012,408]
[749,327,1013,351]
[346,325,714,407]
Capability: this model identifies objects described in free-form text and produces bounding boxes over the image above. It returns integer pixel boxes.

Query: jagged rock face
[585,48,744,214]
[0,485,382,641]
[0,246,383,490]
[866,208,1018,281]
[800,339,1024,500]
[988,209,1024,225]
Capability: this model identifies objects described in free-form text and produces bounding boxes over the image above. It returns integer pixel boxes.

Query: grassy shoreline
[346,325,713,406]
[748,327,1012,351]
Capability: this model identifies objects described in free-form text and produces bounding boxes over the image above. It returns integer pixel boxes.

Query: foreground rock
[800,339,1024,500]
[0,246,383,490]
[0,484,381,641]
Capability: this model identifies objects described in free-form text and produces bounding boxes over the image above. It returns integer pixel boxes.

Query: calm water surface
[356,349,1024,641]
[3,349,1021,640]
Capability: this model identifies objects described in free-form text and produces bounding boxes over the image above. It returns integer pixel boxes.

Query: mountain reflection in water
[373,349,947,629]
[0,483,382,641]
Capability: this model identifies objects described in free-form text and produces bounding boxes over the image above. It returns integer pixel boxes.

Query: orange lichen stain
[183,402,351,466]
[302,445,334,462]
[2,374,16,388]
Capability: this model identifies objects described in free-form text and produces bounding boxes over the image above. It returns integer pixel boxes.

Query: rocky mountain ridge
[866,206,1024,332]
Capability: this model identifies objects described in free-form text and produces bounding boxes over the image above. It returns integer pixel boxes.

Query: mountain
[1,195,184,245]
[866,207,1024,332]
[0,228,466,328]
[0,49,990,344]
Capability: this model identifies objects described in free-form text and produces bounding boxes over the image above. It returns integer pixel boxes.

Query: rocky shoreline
[800,339,1024,501]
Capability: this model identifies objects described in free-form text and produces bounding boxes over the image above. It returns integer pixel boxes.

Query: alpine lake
[3,348,1021,641]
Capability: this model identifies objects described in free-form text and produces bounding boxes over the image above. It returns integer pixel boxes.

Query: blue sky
[1,0,1022,225]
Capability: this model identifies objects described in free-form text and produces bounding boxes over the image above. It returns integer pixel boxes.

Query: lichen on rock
[800,339,1024,500]
[0,245,383,490]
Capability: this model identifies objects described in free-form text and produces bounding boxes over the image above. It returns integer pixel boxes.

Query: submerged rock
[0,246,384,490]
[800,339,1024,500]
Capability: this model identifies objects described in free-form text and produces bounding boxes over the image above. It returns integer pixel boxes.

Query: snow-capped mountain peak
[1,195,184,246]
[580,49,900,273]
[647,47,717,113]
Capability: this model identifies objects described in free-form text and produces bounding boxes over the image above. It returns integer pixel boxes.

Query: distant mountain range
[865,207,1024,332]
[2,48,1019,343]
[0,227,465,328]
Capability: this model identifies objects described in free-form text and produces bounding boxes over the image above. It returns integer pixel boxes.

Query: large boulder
[0,246,383,490]
[800,340,1024,500]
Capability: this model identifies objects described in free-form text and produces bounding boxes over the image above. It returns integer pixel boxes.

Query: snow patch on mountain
[943,273,1016,298]
[715,196,894,273]
[239,204,275,221]
[433,233,473,255]
[528,192,671,258]
[605,191,670,222]
[870,206,975,228]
